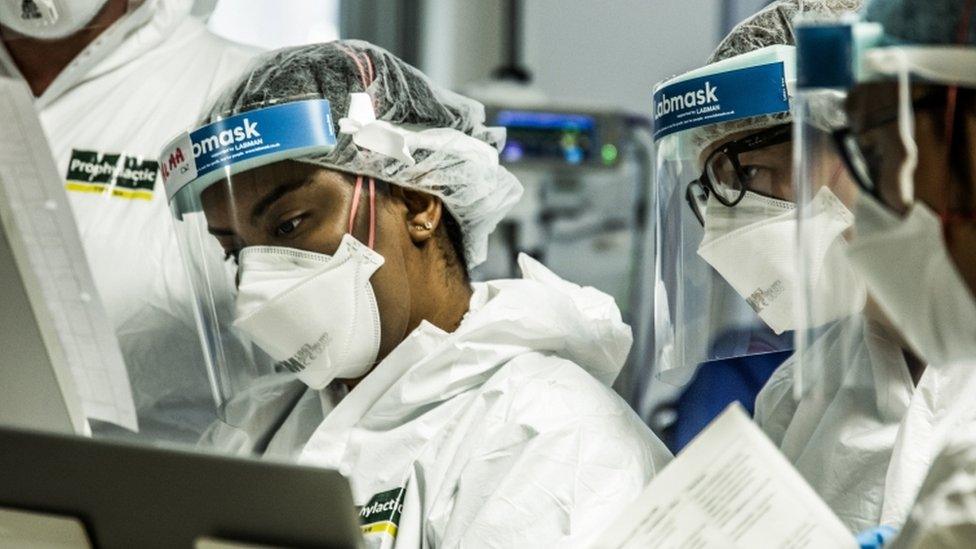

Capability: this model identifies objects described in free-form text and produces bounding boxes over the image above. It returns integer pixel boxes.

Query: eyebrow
[207,226,237,237]
[250,177,314,223]
[206,176,314,236]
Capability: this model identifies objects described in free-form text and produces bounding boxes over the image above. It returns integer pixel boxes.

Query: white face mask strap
[894,50,919,207]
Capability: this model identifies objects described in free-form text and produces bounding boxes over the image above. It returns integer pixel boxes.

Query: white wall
[418,0,723,116]
[207,0,340,50]
[419,0,505,90]
[203,0,725,119]
[522,0,722,114]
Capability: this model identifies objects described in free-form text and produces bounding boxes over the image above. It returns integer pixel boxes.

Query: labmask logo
[654,81,719,120]
[192,119,262,157]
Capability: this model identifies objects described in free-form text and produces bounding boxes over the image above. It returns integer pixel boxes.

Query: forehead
[698,126,789,168]
[846,81,949,122]
[699,128,750,167]
[200,161,352,230]
[200,161,347,212]
[846,82,900,118]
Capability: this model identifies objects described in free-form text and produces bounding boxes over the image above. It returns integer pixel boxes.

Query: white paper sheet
[593,403,857,549]
[0,77,137,431]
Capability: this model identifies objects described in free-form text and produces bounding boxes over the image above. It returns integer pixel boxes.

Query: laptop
[0,426,363,548]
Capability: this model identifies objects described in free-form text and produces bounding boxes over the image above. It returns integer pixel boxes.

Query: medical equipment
[474,105,655,402]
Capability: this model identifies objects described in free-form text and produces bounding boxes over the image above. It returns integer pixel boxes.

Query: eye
[741,165,761,180]
[738,164,784,199]
[740,164,773,186]
[853,135,884,179]
[274,217,302,237]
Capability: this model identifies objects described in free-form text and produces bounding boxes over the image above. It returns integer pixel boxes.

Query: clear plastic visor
[792,88,875,400]
[792,69,976,399]
[161,99,343,454]
[651,48,798,386]
[168,162,383,454]
[653,127,795,386]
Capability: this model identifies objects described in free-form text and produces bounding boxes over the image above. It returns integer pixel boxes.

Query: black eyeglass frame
[831,91,950,205]
[685,123,793,226]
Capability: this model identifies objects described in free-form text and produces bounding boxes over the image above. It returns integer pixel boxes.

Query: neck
[1,0,126,96]
[424,274,473,333]
[342,268,471,392]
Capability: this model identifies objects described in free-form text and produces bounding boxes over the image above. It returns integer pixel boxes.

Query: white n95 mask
[846,196,976,367]
[233,234,385,390]
[698,187,866,334]
[0,0,108,40]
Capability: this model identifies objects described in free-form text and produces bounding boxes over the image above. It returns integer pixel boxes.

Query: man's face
[698,124,857,208]
[846,82,976,295]
[698,127,795,202]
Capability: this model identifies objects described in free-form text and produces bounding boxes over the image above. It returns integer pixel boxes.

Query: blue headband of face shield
[651,51,792,142]
[160,99,338,219]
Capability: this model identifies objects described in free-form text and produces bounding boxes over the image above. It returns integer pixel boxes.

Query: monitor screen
[494,110,599,166]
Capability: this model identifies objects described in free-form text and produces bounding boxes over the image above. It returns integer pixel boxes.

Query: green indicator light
[601,144,618,165]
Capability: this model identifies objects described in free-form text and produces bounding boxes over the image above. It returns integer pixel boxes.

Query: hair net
[863,0,976,46]
[690,0,863,159]
[709,0,863,64]
[201,40,523,268]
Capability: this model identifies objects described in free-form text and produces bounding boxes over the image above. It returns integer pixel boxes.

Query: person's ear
[391,187,442,244]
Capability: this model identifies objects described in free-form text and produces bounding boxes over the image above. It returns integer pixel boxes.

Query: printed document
[593,404,857,548]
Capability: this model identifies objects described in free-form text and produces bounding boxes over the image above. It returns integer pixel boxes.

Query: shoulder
[158,21,263,112]
[190,26,261,75]
[161,17,261,73]
[485,353,626,413]
[481,353,671,466]
[433,354,671,547]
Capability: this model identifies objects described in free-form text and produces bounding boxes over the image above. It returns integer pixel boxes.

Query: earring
[415,221,433,231]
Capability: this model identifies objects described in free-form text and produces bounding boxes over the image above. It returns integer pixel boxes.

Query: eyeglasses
[686,123,792,225]
[832,92,947,205]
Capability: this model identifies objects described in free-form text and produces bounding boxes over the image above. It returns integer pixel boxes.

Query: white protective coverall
[0,0,258,441]
[297,255,673,548]
[757,316,976,535]
[755,315,914,533]
[879,360,976,529]
[890,367,976,549]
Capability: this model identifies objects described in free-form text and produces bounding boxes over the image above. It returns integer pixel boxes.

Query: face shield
[792,16,976,399]
[160,98,348,452]
[161,36,524,451]
[652,46,797,385]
